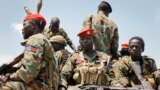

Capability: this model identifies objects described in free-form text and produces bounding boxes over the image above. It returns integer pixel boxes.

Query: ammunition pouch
[73,63,107,85]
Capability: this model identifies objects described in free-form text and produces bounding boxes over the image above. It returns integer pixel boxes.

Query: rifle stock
[130,62,153,89]
[0,53,24,75]
[8,53,24,66]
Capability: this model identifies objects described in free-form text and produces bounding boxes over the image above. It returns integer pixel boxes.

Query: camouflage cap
[49,35,67,46]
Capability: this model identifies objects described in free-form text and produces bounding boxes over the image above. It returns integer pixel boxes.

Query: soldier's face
[51,42,63,51]
[50,21,59,31]
[129,39,143,58]
[22,20,34,39]
[79,36,93,50]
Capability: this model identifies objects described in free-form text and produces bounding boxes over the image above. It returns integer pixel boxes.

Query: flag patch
[25,45,37,53]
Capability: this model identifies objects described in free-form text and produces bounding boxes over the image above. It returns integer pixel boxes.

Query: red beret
[121,43,129,48]
[23,14,46,24]
[77,29,94,37]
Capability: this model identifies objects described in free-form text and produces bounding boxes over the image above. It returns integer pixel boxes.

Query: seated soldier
[0,13,58,90]
[49,35,71,72]
[112,36,160,90]
[59,28,111,90]
[118,42,130,59]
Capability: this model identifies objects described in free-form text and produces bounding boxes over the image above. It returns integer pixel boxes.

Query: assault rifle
[0,53,24,75]
[78,85,153,90]
[130,62,154,89]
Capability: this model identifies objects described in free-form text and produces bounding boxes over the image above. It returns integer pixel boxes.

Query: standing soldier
[112,36,160,89]
[83,1,119,60]
[49,35,71,72]
[0,13,59,90]
[59,28,111,90]
[44,17,77,52]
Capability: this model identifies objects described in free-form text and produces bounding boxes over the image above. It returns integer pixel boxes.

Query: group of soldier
[0,0,160,90]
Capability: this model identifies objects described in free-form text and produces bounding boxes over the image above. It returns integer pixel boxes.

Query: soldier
[59,28,111,90]
[49,35,71,72]
[0,13,59,90]
[119,42,130,59]
[112,36,160,89]
[43,17,77,52]
[83,1,119,60]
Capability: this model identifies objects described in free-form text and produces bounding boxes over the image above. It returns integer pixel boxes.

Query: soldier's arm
[15,37,44,84]
[60,55,75,88]
[63,30,77,52]
[149,58,160,88]
[111,26,119,59]
[111,61,129,87]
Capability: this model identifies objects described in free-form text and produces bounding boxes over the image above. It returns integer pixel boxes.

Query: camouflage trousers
[0,81,50,90]
[0,81,33,90]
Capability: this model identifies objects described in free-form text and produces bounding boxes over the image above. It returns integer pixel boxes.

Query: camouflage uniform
[112,56,160,89]
[56,50,71,72]
[49,35,71,72]
[60,50,111,89]
[0,33,59,90]
[44,27,72,45]
[83,11,119,57]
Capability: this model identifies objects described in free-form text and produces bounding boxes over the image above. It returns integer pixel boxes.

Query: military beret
[24,13,46,25]
[98,1,112,13]
[49,35,67,46]
[121,43,129,48]
[77,28,94,37]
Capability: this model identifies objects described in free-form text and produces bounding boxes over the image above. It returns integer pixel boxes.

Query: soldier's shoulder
[43,27,50,33]
[83,14,95,22]
[59,28,65,32]
[34,33,48,39]
[27,33,48,44]
[143,55,155,63]
[107,19,117,27]
[117,56,130,66]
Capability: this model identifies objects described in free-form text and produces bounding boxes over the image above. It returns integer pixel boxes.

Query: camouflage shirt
[112,56,160,89]
[56,49,71,72]
[16,33,59,89]
[43,27,71,45]
[60,50,111,88]
[83,11,119,57]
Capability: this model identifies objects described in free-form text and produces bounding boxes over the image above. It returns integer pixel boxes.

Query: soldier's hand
[9,72,17,80]
[0,74,9,83]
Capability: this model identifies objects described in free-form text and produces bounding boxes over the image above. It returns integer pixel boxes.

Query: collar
[20,39,28,46]
[98,11,107,17]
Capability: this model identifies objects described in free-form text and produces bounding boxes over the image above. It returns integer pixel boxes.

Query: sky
[0,0,160,68]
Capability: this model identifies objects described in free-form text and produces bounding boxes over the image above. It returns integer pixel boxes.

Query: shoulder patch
[25,45,37,53]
